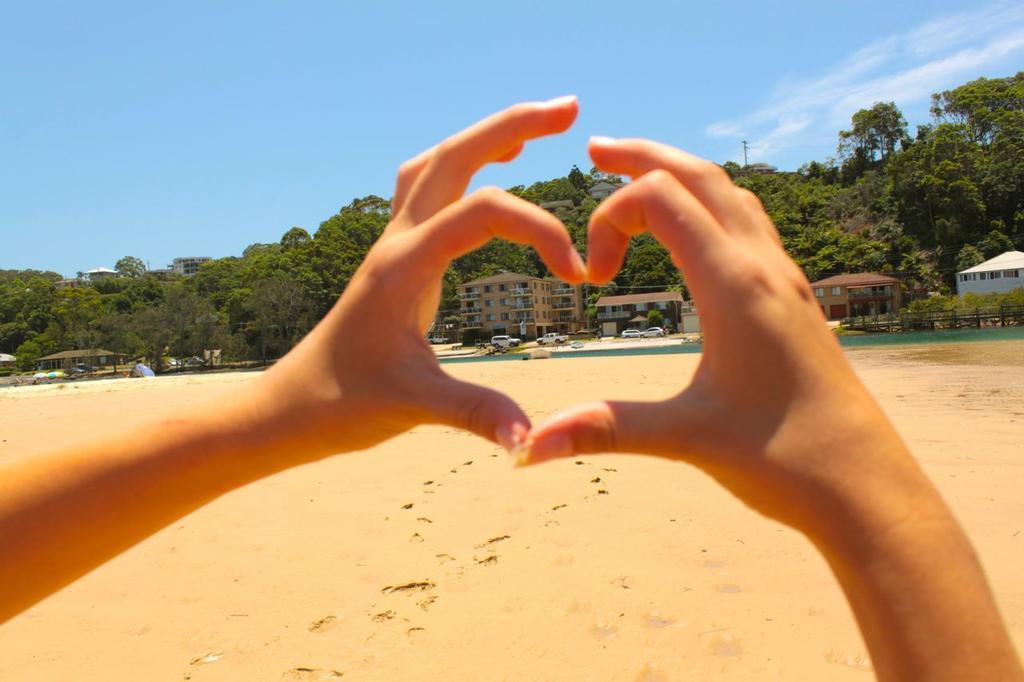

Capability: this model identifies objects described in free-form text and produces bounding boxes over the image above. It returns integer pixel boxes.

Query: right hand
[524,137,932,540]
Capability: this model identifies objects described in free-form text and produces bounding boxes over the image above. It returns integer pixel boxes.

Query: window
[486,314,495,322]
[831,287,841,296]
[814,287,824,297]
[500,313,509,321]
[992,271,1002,279]
[485,299,494,307]
[980,272,988,280]
[484,285,492,293]
[499,284,506,291]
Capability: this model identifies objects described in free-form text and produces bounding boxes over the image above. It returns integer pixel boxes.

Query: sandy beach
[1,341,1022,680]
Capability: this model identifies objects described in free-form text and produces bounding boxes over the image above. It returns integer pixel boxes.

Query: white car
[536,332,568,346]
[427,336,448,344]
[642,327,666,337]
[621,329,642,338]
[490,335,522,349]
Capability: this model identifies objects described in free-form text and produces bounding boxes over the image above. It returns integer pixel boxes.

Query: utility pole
[742,140,749,168]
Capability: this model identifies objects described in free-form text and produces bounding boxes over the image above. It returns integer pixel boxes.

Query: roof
[0,353,15,362]
[810,272,899,288]
[596,291,685,306]
[628,314,648,322]
[37,348,118,361]
[958,250,1024,274]
[589,181,624,191]
[84,267,117,274]
[460,271,539,287]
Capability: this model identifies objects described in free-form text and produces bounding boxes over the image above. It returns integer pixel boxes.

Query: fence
[843,304,1024,332]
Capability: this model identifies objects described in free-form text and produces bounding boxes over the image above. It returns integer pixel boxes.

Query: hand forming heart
[255,97,920,539]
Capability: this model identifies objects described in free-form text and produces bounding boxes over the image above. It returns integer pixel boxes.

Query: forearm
[0,392,300,623]
[805,434,1022,681]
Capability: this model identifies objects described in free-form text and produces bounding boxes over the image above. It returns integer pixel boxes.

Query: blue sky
[3,1,1022,276]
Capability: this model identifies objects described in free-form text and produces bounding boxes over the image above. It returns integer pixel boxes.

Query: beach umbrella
[132,363,155,378]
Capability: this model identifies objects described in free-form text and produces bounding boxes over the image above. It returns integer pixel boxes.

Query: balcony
[510,316,535,323]
[458,290,480,300]
[597,310,632,320]
[462,318,482,329]
[552,301,576,310]
[509,286,531,295]
[551,287,574,296]
[462,305,482,314]
[511,302,534,310]
[848,286,894,299]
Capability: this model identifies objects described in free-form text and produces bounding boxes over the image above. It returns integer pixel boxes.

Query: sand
[1,342,1022,680]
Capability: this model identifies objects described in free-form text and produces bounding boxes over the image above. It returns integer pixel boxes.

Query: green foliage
[115,256,146,278]
[646,308,664,328]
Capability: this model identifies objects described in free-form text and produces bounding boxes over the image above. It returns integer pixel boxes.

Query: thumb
[522,399,686,465]
[426,375,531,453]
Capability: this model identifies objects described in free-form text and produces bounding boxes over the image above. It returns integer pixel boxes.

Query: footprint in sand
[591,621,618,641]
[284,667,344,679]
[703,558,726,569]
[715,583,742,593]
[711,634,743,657]
[308,615,338,633]
[826,650,873,671]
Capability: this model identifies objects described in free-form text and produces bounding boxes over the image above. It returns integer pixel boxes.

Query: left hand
[249,97,586,464]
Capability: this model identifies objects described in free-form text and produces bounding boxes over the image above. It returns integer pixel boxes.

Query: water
[438,326,1024,365]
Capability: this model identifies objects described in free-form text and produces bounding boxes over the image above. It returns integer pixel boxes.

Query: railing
[510,287,531,295]
[511,302,534,310]
[552,301,576,310]
[597,311,632,320]
[842,304,1024,332]
[462,305,482,314]
[551,287,574,296]
[458,291,480,299]
[847,287,894,299]
[511,316,535,323]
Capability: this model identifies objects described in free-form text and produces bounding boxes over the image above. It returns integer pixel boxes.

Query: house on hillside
[956,251,1024,296]
[0,353,16,367]
[82,267,117,282]
[588,181,624,200]
[811,273,902,321]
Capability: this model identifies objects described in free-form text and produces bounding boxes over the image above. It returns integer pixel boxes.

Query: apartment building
[595,291,689,336]
[811,272,902,320]
[170,256,212,276]
[457,271,585,339]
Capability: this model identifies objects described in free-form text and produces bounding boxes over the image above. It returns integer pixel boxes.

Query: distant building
[55,279,84,289]
[539,199,575,211]
[82,267,118,282]
[811,273,902,320]
[457,271,585,339]
[595,291,689,336]
[170,257,212,276]
[956,251,1024,296]
[748,162,778,175]
[36,348,126,371]
[588,180,624,200]
[0,353,16,367]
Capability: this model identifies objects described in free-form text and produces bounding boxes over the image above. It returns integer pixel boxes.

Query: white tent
[0,353,16,366]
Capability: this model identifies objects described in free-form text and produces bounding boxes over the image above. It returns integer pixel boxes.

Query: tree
[646,308,664,328]
[978,229,1015,259]
[115,256,146,278]
[956,244,985,272]
[838,102,908,181]
[568,165,588,192]
[280,226,311,250]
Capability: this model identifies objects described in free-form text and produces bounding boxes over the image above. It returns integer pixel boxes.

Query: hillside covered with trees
[1,72,1021,371]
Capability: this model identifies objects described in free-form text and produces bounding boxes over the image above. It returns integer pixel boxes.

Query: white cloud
[707,1,1024,165]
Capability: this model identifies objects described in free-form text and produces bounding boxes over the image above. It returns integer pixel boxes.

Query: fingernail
[590,135,617,145]
[527,433,573,463]
[544,94,577,107]
[496,422,528,454]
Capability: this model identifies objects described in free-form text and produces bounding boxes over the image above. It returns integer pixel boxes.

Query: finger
[400,96,579,224]
[586,170,732,288]
[520,399,685,465]
[589,137,769,243]
[392,147,434,216]
[405,187,586,284]
[423,373,531,452]
[392,141,524,217]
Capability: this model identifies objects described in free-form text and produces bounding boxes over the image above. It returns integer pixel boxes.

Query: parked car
[621,329,642,338]
[490,335,522,349]
[427,336,448,344]
[536,332,568,346]
[641,327,666,337]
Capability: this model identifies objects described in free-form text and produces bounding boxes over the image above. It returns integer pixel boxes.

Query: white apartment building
[956,251,1024,296]
[170,256,212,276]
